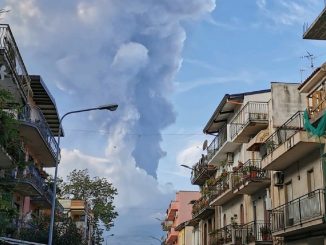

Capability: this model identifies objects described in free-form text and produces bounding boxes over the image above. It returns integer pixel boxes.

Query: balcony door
[285,182,294,226]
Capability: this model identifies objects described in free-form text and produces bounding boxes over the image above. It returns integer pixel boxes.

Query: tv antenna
[301,51,315,68]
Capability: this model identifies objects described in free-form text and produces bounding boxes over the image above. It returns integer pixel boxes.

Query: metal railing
[0,164,54,205]
[230,102,268,140]
[209,221,272,245]
[211,173,232,200]
[18,104,59,161]
[242,221,272,242]
[271,189,325,232]
[0,24,31,99]
[232,159,269,190]
[263,111,304,158]
[207,125,227,163]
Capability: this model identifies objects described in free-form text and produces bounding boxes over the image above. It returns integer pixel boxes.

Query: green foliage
[0,189,18,237]
[61,169,118,244]
[0,89,21,162]
[19,214,85,245]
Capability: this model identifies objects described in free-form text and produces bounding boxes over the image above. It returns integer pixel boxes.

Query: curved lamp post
[48,104,118,245]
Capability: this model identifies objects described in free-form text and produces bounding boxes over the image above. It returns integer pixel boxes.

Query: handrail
[271,188,325,231]
[232,159,269,189]
[263,111,304,158]
[0,165,54,204]
[230,101,269,140]
[18,104,59,161]
[0,24,31,100]
[206,124,227,163]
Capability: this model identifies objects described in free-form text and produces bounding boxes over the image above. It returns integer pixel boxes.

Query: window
[307,169,315,194]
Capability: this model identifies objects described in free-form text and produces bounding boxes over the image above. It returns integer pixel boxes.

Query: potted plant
[260,226,271,240]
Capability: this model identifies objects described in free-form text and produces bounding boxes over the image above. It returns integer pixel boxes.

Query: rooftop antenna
[301,51,315,68]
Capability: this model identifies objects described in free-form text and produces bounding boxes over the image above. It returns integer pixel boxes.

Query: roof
[298,66,322,91]
[203,89,271,134]
[303,7,326,40]
[30,75,62,136]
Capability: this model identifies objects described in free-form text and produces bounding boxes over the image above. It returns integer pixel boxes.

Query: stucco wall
[272,149,323,208]
[271,83,307,127]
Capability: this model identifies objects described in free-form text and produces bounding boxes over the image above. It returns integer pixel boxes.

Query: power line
[65,128,204,136]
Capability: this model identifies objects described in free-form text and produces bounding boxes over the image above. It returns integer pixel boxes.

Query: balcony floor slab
[262,131,323,171]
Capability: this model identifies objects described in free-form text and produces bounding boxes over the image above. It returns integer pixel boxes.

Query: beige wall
[272,149,323,208]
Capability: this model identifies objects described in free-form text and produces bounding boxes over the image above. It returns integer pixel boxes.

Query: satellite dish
[202,140,208,151]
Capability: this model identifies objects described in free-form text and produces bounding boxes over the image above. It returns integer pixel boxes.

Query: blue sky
[3,0,326,244]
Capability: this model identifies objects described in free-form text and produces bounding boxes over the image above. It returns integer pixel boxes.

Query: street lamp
[48,104,118,245]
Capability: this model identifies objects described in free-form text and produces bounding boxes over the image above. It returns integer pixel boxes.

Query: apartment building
[0,24,62,235]
[163,191,201,245]
[184,82,320,245]
[59,199,94,245]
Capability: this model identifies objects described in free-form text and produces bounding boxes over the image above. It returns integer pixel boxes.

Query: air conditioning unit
[265,197,272,210]
[273,171,284,186]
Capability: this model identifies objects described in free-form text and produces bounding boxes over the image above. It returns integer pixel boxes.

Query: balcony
[0,24,32,101]
[191,157,216,185]
[192,195,215,220]
[303,7,326,40]
[232,160,270,195]
[207,125,240,165]
[166,227,178,244]
[307,89,326,123]
[210,221,272,245]
[272,189,326,237]
[230,102,268,143]
[19,104,59,167]
[210,173,238,206]
[162,220,173,231]
[0,164,54,208]
[166,201,178,221]
[261,111,322,170]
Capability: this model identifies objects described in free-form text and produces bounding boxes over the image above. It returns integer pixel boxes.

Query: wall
[272,149,323,208]
[271,83,306,127]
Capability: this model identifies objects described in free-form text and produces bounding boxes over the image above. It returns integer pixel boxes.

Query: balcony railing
[0,24,31,99]
[209,221,272,245]
[272,189,325,232]
[207,125,227,163]
[0,164,54,205]
[212,172,231,198]
[232,159,269,190]
[263,111,304,158]
[18,104,59,161]
[308,90,326,121]
[191,155,216,185]
[230,102,268,140]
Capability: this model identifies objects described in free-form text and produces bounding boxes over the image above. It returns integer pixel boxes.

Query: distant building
[59,199,94,245]
[163,191,200,245]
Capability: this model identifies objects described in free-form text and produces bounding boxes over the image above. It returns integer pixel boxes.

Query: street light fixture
[48,104,118,245]
[105,234,114,245]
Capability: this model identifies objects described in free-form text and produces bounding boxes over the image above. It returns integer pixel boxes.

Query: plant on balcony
[0,189,18,237]
[260,226,271,240]
[238,161,244,168]
[206,177,217,186]
[0,89,22,163]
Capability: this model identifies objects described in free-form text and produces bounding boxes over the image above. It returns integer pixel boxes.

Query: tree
[60,169,118,244]
[18,214,85,245]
